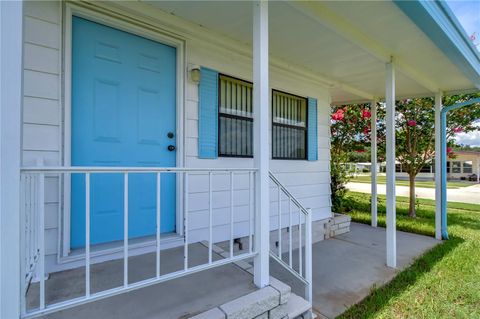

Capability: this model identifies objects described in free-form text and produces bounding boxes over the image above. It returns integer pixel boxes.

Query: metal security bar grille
[272,90,307,160]
[218,75,253,157]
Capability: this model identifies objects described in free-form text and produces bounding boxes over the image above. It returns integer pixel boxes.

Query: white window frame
[60,2,186,260]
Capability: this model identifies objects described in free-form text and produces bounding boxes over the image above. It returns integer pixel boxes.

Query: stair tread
[283,293,311,318]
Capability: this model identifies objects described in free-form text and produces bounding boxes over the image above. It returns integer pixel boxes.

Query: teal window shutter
[198,67,219,159]
[307,97,318,161]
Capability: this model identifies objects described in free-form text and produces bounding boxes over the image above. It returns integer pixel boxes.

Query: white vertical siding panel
[23,70,59,100]
[23,97,60,125]
[24,16,60,49]
[24,1,61,24]
[45,203,59,230]
[22,123,59,151]
[186,119,198,138]
[22,151,60,166]
[24,43,59,74]
[45,228,58,256]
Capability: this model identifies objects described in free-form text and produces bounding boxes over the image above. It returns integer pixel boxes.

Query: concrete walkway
[347,182,480,204]
[271,223,440,319]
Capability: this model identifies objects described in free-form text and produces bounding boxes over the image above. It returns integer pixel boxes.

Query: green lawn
[350,174,475,189]
[338,192,480,319]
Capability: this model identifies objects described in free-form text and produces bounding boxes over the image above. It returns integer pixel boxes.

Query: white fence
[19,166,258,318]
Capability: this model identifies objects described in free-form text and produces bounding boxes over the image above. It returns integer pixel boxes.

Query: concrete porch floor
[28,222,439,319]
[271,222,440,319]
[29,243,257,319]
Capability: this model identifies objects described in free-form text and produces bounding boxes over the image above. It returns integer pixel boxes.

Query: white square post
[385,62,396,268]
[370,99,378,227]
[252,0,270,288]
[1,1,23,318]
[434,92,443,240]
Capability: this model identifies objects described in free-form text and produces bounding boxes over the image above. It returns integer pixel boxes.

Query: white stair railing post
[38,171,45,309]
[305,208,313,305]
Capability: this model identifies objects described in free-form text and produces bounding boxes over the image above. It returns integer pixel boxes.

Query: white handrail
[21,166,257,173]
[268,171,313,305]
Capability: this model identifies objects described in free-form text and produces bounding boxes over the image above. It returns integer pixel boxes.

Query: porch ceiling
[143,0,480,104]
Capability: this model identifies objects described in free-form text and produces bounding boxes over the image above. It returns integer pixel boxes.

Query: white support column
[434,92,443,240]
[385,62,396,268]
[370,99,378,227]
[0,1,23,318]
[252,0,270,288]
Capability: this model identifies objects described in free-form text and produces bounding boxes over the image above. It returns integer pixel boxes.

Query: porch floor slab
[30,243,257,319]
[270,222,440,319]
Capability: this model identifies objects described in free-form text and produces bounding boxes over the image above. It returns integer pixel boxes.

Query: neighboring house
[447,151,480,181]
[1,1,480,319]
[395,151,480,181]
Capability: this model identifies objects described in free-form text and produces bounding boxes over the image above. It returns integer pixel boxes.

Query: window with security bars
[272,90,307,160]
[218,75,253,157]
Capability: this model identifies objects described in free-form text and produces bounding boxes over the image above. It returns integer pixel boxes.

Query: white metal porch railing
[269,171,313,304]
[19,166,257,318]
[20,174,42,293]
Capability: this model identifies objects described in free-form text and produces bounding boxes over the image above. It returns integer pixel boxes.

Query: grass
[350,174,475,189]
[337,192,480,319]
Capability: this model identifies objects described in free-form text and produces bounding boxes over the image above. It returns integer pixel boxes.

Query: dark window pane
[218,75,253,157]
[272,90,307,160]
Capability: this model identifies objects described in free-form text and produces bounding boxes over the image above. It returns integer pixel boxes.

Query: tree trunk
[408,173,416,218]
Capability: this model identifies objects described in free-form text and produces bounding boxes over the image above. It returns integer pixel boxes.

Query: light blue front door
[71,17,177,249]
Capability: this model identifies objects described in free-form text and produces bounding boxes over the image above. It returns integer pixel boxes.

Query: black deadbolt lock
[167,132,174,139]
[168,145,176,151]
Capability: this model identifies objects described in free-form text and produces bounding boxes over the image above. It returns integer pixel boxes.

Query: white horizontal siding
[22,1,332,270]
[22,1,62,264]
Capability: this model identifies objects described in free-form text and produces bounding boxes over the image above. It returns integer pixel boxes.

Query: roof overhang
[394,0,480,89]
[134,0,480,104]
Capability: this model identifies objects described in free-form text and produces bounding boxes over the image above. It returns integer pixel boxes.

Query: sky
[447,1,480,147]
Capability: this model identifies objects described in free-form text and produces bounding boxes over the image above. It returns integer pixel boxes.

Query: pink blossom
[331,109,345,121]
[453,127,463,133]
[447,147,453,154]
[355,149,366,153]
[471,33,476,41]
[407,120,417,127]
[361,109,371,119]
[363,127,370,135]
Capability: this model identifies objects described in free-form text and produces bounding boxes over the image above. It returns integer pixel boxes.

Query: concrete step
[270,293,311,319]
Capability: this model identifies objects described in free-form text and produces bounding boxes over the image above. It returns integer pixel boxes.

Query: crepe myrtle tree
[330,103,385,212]
[396,93,480,218]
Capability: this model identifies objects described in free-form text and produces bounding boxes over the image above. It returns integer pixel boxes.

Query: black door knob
[167,132,174,139]
[167,145,176,151]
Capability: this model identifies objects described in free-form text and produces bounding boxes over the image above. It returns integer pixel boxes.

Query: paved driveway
[347,182,480,204]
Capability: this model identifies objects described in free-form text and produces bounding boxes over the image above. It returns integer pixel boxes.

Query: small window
[447,161,451,173]
[395,164,402,173]
[452,161,461,173]
[272,90,307,160]
[463,161,473,174]
[218,75,253,157]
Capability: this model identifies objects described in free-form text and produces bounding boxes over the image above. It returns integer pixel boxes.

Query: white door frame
[61,2,186,259]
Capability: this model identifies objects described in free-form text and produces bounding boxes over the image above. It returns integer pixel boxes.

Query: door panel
[71,17,177,249]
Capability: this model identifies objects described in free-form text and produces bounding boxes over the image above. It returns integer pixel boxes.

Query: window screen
[272,90,307,160]
[218,75,253,157]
